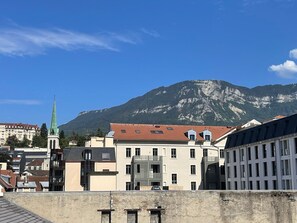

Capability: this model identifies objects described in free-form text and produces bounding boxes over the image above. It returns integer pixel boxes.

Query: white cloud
[140,28,160,38]
[0,25,142,56]
[289,49,297,59]
[269,60,297,78]
[0,99,41,105]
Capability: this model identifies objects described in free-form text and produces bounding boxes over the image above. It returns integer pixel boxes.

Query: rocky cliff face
[60,80,297,135]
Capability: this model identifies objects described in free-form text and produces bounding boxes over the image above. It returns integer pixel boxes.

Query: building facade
[87,123,234,191]
[225,113,297,190]
[63,147,118,191]
[0,123,39,146]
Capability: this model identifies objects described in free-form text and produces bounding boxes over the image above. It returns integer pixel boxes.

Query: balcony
[132,155,162,162]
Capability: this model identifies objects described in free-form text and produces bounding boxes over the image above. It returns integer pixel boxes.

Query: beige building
[87,123,235,191]
[63,147,118,191]
[0,123,39,146]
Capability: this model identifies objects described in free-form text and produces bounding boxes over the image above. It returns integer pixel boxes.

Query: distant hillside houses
[0,123,39,146]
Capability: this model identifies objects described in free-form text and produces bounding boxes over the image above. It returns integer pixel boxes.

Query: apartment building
[86,123,234,191]
[63,147,117,191]
[0,123,39,146]
[225,113,297,190]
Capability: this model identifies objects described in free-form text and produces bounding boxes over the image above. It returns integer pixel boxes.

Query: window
[240,165,245,178]
[126,182,132,190]
[280,140,290,156]
[135,148,141,156]
[241,181,245,190]
[249,181,253,190]
[295,138,297,154]
[256,163,259,177]
[233,150,236,162]
[151,130,163,134]
[263,162,267,176]
[121,129,126,133]
[256,181,260,190]
[255,146,258,159]
[248,164,252,177]
[220,166,225,175]
[137,164,140,173]
[220,149,224,158]
[272,161,276,176]
[262,144,267,159]
[189,134,195,140]
[240,149,244,161]
[190,165,196,175]
[281,159,291,176]
[203,149,208,157]
[273,180,277,190]
[190,149,195,158]
[271,142,275,157]
[172,174,177,184]
[226,152,230,163]
[102,153,110,161]
[234,181,238,190]
[127,211,138,223]
[151,164,160,173]
[126,148,131,158]
[101,211,111,223]
[234,166,237,178]
[191,182,196,190]
[204,134,210,141]
[153,148,158,156]
[126,165,131,174]
[171,148,176,158]
[150,210,161,223]
[135,130,141,134]
[264,180,268,190]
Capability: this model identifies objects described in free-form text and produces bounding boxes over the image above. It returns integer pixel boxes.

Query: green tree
[40,123,48,139]
[77,135,86,147]
[19,135,31,147]
[59,130,65,139]
[96,128,105,137]
[5,135,20,150]
[32,135,47,148]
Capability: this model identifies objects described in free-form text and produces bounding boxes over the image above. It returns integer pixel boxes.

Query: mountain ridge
[59,80,297,135]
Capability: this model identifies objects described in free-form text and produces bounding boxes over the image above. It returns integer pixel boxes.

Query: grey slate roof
[63,147,116,162]
[0,197,51,223]
[225,113,297,149]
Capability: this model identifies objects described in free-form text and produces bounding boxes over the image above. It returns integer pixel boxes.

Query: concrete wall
[4,191,297,223]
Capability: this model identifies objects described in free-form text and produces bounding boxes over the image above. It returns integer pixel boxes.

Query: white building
[225,114,297,190]
[87,123,234,191]
[0,123,39,146]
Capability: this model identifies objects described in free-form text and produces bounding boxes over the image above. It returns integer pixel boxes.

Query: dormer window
[186,130,196,141]
[202,130,212,141]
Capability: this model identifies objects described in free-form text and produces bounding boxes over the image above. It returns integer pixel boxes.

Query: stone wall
[3,190,297,223]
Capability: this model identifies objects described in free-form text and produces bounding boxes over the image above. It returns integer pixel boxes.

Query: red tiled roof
[0,123,39,130]
[111,123,234,142]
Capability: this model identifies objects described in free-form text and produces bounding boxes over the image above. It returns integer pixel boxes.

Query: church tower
[47,98,60,158]
[48,98,64,191]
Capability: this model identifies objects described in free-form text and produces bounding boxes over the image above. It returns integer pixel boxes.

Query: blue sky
[1,0,297,127]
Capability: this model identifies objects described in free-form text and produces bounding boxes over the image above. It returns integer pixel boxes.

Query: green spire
[49,98,59,136]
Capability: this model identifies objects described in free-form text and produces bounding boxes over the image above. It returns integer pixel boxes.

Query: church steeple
[49,97,59,136]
